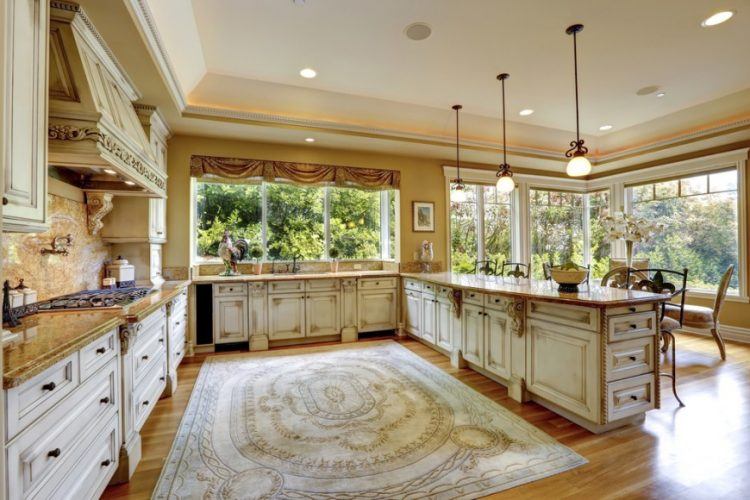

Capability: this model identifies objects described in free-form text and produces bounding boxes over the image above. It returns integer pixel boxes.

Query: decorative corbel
[447,289,462,318]
[505,298,525,337]
[85,192,113,235]
[119,322,141,354]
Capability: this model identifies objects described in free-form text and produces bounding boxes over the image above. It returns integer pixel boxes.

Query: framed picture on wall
[412,201,435,232]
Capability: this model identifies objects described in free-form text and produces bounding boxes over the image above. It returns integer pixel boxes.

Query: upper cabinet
[2,0,49,232]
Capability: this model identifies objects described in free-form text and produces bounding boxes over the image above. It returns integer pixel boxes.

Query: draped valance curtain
[190,155,400,190]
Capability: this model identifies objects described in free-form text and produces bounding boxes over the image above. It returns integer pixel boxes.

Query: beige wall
[164,135,449,270]
[165,135,750,331]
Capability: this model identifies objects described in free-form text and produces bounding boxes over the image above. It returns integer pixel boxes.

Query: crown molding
[123,0,188,111]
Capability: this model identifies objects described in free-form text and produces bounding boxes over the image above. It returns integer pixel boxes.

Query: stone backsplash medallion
[2,194,110,301]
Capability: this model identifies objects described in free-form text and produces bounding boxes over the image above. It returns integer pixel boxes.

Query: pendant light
[495,73,515,193]
[564,24,592,177]
[451,104,467,202]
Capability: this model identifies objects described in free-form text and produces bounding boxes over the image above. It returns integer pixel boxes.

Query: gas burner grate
[11,287,153,319]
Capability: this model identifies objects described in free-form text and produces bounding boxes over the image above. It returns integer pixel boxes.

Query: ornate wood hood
[47,1,166,198]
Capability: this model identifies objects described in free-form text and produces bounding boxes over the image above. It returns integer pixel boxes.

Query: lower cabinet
[404,289,422,337]
[435,298,454,351]
[420,293,437,344]
[462,303,485,366]
[213,295,249,344]
[268,293,306,340]
[306,291,340,337]
[484,307,511,379]
[357,287,398,333]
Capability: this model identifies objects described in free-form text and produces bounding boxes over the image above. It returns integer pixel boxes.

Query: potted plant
[249,245,264,275]
[329,247,340,273]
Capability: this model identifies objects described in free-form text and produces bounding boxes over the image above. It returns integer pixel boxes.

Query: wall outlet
[353,263,362,270]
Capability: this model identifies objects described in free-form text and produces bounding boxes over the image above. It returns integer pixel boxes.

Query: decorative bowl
[550,265,588,292]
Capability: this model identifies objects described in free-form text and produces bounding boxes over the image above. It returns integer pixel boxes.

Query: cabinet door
[461,304,484,366]
[149,244,163,282]
[421,294,437,344]
[149,198,166,241]
[2,0,48,231]
[357,289,398,333]
[526,318,600,421]
[268,293,306,340]
[404,290,422,337]
[306,291,340,337]
[213,296,248,344]
[436,298,453,351]
[484,308,511,379]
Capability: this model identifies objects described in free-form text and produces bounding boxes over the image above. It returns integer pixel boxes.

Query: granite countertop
[191,270,399,284]
[3,280,191,389]
[3,311,123,388]
[401,272,667,307]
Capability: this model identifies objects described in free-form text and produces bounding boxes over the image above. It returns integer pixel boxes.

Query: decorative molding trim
[48,124,101,141]
[85,192,113,235]
[123,0,188,110]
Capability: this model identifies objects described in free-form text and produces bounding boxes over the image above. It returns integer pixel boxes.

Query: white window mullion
[582,193,592,269]
[261,182,268,261]
[476,185,485,262]
[323,187,331,259]
[380,190,389,260]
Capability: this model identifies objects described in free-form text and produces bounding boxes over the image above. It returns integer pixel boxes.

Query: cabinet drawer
[213,283,248,297]
[437,285,452,296]
[171,333,186,369]
[79,329,118,381]
[606,373,655,422]
[170,305,187,332]
[607,303,654,316]
[268,280,305,294]
[42,413,119,500]
[463,290,484,306]
[528,300,599,332]
[608,311,656,342]
[133,359,167,432]
[606,337,655,382]
[421,281,437,294]
[6,358,117,499]
[485,294,509,310]
[403,278,422,292]
[133,323,167,386]
[306,279,340,292]
[6,353,80,440]
[359,277,398,290]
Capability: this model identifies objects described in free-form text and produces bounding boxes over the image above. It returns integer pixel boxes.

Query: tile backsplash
[2,194,110,300]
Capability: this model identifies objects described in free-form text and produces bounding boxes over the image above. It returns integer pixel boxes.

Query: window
[195,180,396,262]
[529,188,609,280]
[449,183,512,273]
[628,169,739,293]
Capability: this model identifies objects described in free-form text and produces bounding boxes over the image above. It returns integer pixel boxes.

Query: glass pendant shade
[451,184,467,202]
[496,175,515,193]
[566,154,592,177]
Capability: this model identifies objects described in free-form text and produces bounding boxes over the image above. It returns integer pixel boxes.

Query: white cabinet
[268,293,306,340]
[404,289,422,337]
[420,293,437,344]
[357,288,398,333]
[2,0,48,232]
[462,303,485,366]
[214,295,249,343]
[484,307,511,379]
[435,297,454,351]
[306,291,340,337]
[149,198,166,241]
[526,318,600,421]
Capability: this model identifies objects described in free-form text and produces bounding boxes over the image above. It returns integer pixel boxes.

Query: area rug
[153,341,585,499]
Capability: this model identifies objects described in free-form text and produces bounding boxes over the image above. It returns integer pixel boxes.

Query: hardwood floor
[102,332,750,499]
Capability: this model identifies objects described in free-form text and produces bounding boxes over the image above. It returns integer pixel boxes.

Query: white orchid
[601,212,663,243]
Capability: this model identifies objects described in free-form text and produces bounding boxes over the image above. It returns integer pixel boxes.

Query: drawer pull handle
[630,395,639,401]
[175,321,181,326]
[48,448,61,458]
[100,397,110,404]
[629,355,637,361]
[42,382,56,392]
[158,338,164,343]
[629,307,637,312]
[96,347,106,354]
[629,324,638,329]
[142,400,150,406]
[101,460,112,467]
[160,376,166,381]
[142,355,149,361]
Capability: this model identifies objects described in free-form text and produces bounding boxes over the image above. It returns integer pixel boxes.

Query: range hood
[47,1,166,198]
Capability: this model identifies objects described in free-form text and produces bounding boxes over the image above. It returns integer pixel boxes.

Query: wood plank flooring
[102,333,750,499]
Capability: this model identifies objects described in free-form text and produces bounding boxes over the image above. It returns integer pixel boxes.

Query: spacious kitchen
[1,1,749,499]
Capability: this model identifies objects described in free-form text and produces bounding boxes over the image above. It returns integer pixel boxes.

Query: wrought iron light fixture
[564,23,592,177]
[495,73,515,193]
[451,104,467,202]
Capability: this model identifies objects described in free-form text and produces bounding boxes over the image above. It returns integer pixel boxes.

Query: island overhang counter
[400,272,668,433]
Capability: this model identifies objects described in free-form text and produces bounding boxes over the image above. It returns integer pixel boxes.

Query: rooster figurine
[217,230,249,276]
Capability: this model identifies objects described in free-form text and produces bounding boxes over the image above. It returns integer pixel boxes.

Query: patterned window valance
[190,155,400,190]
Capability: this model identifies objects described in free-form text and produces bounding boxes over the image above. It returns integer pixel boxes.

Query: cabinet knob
[629,356,637,362]
[142,355,149,361]
[176,351,182,356]
[2,196,7,205]
[629,324,637,329]
[375,282,380,285]
[630,395,638,401]
[156,231,164,235]
[96,347,106,354]
[159,376,166,381]
[175,321,180,326]
[42,382,56,392]
[101,460,112,467]
[100,397,110,404]
[142,400,149,406]
[158,338,164,343]
[629,307,637,312]
[48,448,62,458]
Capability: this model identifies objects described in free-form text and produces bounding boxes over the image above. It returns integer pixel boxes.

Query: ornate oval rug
[153,341,585,499]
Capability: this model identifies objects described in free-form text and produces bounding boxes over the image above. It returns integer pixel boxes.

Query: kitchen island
[400,272,667,433]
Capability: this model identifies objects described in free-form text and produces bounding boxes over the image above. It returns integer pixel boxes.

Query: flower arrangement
[601,212,664,267]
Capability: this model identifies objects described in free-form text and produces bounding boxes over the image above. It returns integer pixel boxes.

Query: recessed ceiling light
[103,168,115,175]
[404,22,432,41]
[701,11,735,27]
[292,0,306,5]
[636,85,660,96]
[299,68,317,78]
[656,91,666,98]
[124,180,135,186]
[305,137,315,143]
[519,109,534,116]
[599,124,613,131]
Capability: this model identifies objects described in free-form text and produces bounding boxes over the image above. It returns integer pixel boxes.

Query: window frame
[191,178,399,264]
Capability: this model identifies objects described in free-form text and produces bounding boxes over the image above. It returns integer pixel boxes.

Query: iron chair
[473,259,497,276]
[500,261,530,279]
